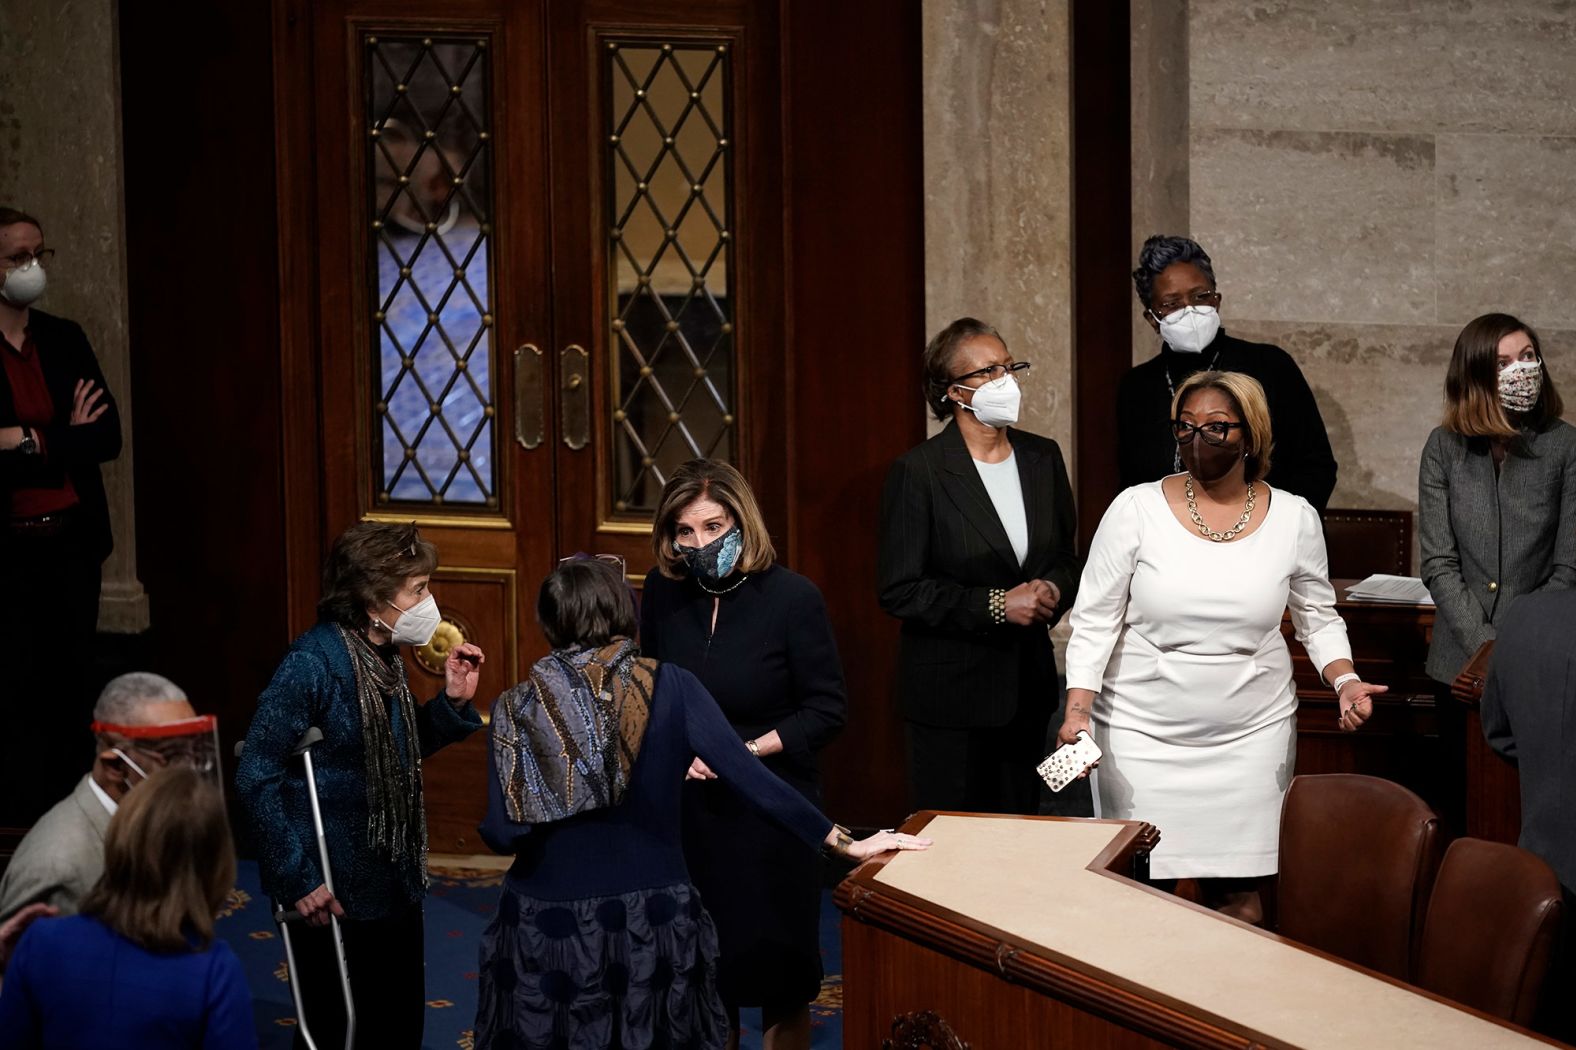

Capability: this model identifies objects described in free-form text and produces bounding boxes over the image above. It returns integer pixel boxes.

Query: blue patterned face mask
[675,523,743,583]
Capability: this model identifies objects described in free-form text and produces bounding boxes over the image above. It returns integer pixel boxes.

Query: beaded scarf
[492,637,655,825]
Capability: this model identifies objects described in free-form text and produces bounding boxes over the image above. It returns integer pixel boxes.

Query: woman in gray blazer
[1419,312,1576,828]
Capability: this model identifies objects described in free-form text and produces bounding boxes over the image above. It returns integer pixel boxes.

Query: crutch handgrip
[291,727,325,755]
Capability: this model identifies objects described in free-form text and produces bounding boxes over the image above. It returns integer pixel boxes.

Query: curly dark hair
[1131,234,1217,310]
[317,521,439,628]
[921,317,1005,422]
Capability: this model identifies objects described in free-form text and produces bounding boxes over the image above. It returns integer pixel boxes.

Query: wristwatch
[17,427,37,455]
[745,738,761,758]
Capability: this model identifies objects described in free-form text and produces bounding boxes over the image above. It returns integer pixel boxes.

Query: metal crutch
[237,727,356,1050]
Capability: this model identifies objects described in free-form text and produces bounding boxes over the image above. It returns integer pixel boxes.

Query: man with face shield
[0,673,197,928]
[1115,234,1338,511]
[0,207,124,828]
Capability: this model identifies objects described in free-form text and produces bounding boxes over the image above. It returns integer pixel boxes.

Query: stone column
[0,0,148,631]
[922,0,1075,454]
[1130,0,1190,363]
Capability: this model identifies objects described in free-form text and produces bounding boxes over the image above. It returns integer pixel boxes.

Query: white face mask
[954,374,1021,429]
[1499,359,1544,414]
[0,260,47,307]
[1156,304,1220,354]
[375,592,441,647]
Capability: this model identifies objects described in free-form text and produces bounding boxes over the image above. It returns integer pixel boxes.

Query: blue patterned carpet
[220,860,845,1049]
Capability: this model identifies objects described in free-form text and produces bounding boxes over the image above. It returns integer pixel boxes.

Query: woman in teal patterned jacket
[235,521,484,1050]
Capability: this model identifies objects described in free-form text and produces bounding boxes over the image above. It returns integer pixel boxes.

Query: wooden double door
[287,0,793,849]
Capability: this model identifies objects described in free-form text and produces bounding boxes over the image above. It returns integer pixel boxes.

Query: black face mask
[675,523,743,583]
[1180,436,1243,483]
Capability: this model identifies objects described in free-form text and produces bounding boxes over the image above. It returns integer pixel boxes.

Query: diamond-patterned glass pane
[606,41,735,516]
[366,34,497,507]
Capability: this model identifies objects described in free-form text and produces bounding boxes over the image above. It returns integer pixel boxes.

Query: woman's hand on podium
[848,828,933,861]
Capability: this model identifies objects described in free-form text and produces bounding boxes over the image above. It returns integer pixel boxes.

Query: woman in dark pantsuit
[878,317,1082,814]
[641,459,847,1050]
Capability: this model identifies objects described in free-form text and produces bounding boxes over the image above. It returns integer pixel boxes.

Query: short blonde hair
[651,459,776,580]
[1170,370,1275,483]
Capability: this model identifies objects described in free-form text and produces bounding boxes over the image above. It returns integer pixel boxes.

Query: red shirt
[1,328,79,519]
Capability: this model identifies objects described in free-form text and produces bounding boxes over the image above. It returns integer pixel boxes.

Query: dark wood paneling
[843,920,1176,1050]
[1465,707,1521,845]
[1071,0,1133,546]
[121,0,289,773]
[782,0,925,827]
[1283,586,1440,794]
[400,567,518,852]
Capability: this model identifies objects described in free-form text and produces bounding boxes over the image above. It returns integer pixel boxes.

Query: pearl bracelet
[1332,672,1361,696]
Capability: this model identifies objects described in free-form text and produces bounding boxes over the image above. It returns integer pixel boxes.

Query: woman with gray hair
[1116,234,1338,511]
[236,521,486,1049]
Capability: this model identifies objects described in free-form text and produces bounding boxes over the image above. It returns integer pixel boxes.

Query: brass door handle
[561,344,590,450]
[513,343,544,450]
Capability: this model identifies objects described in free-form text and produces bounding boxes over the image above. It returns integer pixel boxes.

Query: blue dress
[0,914,256,1049]
[475,662,833,1050]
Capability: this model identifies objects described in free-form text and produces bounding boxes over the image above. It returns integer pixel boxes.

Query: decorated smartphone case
[1036,730,1102,793]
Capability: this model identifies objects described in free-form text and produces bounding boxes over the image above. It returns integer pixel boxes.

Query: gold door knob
[414,618,468,674]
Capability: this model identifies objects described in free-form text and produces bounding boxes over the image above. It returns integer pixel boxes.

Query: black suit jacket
[1481,590,1576,892]
[877,422,1081,728]
[0,308,122,561]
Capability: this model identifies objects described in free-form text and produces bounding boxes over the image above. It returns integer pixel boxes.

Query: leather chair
[1414,838,1564,1025]
[1277,774,1444,980]
[1322,508,1413,579]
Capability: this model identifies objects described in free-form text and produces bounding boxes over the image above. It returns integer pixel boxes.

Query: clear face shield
[90,715,222,788]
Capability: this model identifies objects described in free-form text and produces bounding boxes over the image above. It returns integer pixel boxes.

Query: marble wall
[0,0,146,630]
[922,0,1074,451]
[1136,0,1576,532]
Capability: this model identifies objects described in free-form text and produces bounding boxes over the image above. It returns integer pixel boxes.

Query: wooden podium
[838,813,1553,1049]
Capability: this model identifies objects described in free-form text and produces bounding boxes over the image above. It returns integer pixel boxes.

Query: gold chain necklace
[1185,474,1256,542]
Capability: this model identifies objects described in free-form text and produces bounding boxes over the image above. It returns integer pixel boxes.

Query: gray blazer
[0,775,111,923]
[1419,420,1576,683]
[1481,589,1576,891]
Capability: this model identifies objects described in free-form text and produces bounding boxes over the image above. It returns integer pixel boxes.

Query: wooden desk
[1281,584,1519,842]
[1282,581,1438,792]
[839,813,1556,1049]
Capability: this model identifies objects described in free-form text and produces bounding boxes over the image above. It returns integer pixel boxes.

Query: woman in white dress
[1058,371,1385,924]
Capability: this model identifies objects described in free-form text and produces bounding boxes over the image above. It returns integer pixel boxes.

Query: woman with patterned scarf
[474,557,929,1049]
[236,521,486,1049]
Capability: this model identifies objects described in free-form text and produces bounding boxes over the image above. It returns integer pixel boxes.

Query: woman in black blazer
[878,317,1082,814]
[640,458,846,1050]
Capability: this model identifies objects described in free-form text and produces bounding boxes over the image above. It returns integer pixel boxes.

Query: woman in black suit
[878,317,1082,814]
[640,458,846,1050]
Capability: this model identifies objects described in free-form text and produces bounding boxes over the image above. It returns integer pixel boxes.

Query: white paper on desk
[1344,573,1434,605]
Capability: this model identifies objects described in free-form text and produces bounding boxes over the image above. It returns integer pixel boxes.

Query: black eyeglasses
[1172,420,1244,446]
[949,361,1031,386]
[0,249,55,272]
